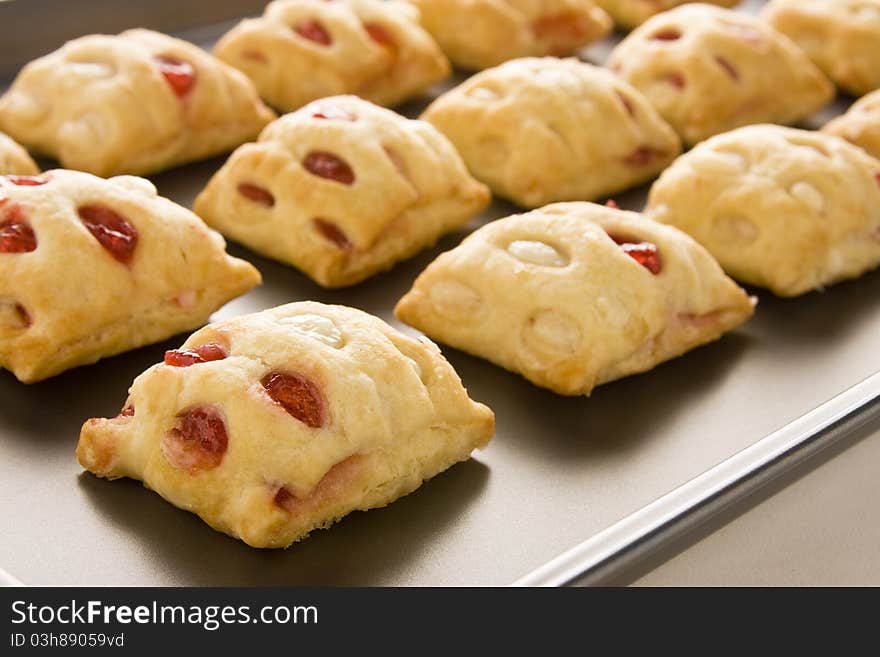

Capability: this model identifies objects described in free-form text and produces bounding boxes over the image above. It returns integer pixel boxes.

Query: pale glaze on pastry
[0,170,260,383]
[396,201,754,395]
[214,0,450,112]
[77,302,494,548]
[763,0,880,97]
[421,58,681,208]
[0,29,275,177]
[195,96,489,288]
[407,0,612,70]
[607,4,833,146]
[647,125,880,296]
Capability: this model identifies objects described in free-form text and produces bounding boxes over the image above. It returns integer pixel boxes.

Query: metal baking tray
[2,0,878,586]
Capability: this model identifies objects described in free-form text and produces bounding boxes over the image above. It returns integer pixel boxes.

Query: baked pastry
[395,202,754,395]
[646,125,880,297]
[77,301,494,548]
[824,89,880,160]
[0,29,275,177]
[214,0,450,112]
[194,96,490,288]
[0,132,38,176]
[0,169,260,383]
[607,4,834,146]
[596,0,741,30]
[406,0,612,70]
[421,58,681,208]
[763,0,880,97]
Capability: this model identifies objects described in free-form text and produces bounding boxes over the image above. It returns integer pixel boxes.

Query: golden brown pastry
[195,96,489,288]
[763,0,880,97]
[646,125,880,297]
[77,301,494,548]
[0,169,260,383]
[421,57,681,208]
[407,0,612,70]
[596,0,741,30]
[214,0,450,112]
[0,29,275,177]
[395,201,754,395]
[607,4,834,146]
[824,89,880,159]
[0,133,39,176]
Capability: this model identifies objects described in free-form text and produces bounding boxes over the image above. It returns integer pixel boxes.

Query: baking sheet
[2,0,878,586]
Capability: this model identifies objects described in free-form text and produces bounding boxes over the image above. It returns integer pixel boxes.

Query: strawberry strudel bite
[0,29,275,177]
[647,125,880,297]
[421,58,681,208]
[0,132,39,176]
[0,170,260,383]
[607,4,833,146]
[194,95,490,288]
[395,202,754,396]
[213,0,450,113]
[76,302,495,548]
[406,0,612,70]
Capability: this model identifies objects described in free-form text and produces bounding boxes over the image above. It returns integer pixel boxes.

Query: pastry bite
[607,4,834,146]
[0,132,38,176]
[763,0,880,97]
[0,170,260,383]
[824,89,880,160]
[214,0,450,112]
[646,125,880,297]
[0,29,275,178]
[406,0,612,70]
[77,301,494,548]
[596,0,741,30]
[194,96,490,288]
[420,58,681,209]
[395,202,754,396]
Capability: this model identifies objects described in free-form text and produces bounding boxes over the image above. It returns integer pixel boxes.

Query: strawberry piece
[0,209,36,254]
[237,182,275,207]
[715,56,739,81]
[155,56,196,98]
[262,371,325,428]
[623,146,665,166]
[295,20,333,46]
[77,205,138,264]
[363,22,395,50]
[609,233,662,275]
[164,343,227,367]
[307,99,356,121]
[313,218,353,251]
[163,406,229,472]
[652,28,682,41]
[5,175,47,186]
[303,151,355,185]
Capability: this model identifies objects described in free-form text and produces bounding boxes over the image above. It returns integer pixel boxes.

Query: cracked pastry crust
[763,0,880,97]
[421,58,681,209]
[194,96,490,288]
[607,4,834,146]
[214,0,450,112]
[596,0,741,30]
[395,202,753,396]
[646,125,880,297]
[824,89,880,160]
[0,133,38,176]
[77,301,494,549]
[0,169,261,383]
[406,0,612,70]
[0,29,275,178]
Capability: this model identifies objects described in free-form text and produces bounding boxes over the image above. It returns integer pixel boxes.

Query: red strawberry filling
[164,343,227,367]
[162,406,229,472]
[313,218,353,251]
[0,210,36,253]
[237,182,275,207]
[154,56,196,98]
[303,151,355,184]
[609,233,662,275]
[295,20,333,46]
[307,100,356,121]
[262,371,325,428]
[4,175,47,187]
[77,205,138,264]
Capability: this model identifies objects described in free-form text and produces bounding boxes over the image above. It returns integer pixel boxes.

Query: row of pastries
[3,0,880,549]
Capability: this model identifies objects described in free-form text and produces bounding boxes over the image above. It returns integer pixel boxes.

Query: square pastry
[596,0,741,30]
[0,170,260,383]
[824,89,880,160]
[0,29,275,177]
[406,0,612,70]
[395,202,754,396]
[0,133,38,176]
[214,0,450,113]
[607,4,833,146]
[77,302,494,548]
[646,125,880,297]
[194,95,490,288]
[763,0,880,97]
[421,58,681,208]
